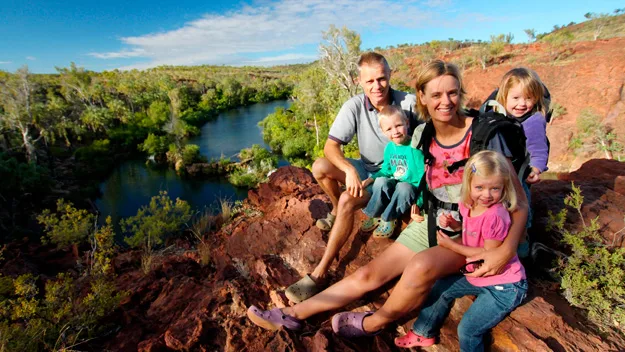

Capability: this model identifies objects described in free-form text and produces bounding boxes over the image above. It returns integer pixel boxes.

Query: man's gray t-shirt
[328,89,418,173]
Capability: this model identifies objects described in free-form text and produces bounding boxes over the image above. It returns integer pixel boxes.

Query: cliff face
[104,162,625,351]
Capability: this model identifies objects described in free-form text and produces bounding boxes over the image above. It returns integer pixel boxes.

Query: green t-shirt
[372,142,426,206]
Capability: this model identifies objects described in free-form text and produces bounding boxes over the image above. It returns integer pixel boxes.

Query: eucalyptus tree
[0,66,40,163]
[319,25,362,98]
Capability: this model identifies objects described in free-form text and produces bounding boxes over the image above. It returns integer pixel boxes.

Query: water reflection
[95,100,291,228]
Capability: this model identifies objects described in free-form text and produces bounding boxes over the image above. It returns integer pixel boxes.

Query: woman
[247,60,528,338]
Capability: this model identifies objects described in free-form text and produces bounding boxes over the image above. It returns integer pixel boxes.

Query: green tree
[524,28,537,42]
[584,12,611,40]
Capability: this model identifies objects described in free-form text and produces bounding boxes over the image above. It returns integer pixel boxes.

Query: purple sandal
[247,305,304,331]
[331,311,381,338]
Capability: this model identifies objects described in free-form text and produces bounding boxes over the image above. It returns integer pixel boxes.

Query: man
[285,52,418,303]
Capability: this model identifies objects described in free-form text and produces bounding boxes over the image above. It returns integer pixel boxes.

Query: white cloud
[26,56,36,61]
[88,48,145,59]
[0,61,11,64]
[242,53,318,65]
[91,0,444,70]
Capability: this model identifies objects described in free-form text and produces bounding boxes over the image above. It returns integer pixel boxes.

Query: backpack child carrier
[413,103,531,247]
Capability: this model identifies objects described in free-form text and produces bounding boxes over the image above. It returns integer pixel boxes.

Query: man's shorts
[346,158,375,194]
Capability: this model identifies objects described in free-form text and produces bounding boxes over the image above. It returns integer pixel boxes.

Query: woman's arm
[466,159,527,277]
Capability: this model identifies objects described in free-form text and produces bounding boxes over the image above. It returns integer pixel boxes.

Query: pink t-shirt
[459,202,526,287]
[426,129,472,190]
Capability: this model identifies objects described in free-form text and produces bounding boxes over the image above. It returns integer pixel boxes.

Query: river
[95,100,291,227]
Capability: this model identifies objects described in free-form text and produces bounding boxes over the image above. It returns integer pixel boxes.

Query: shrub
[229,145,278,188]
[139,133,170,157]
[569,108,623,159]
[0,272,124,351]
[549,102,567,123]
[121,191,192,252]
[89,216,116,276]
[548,183,625,329]
[181,144,205,165]
[37,199,95,255]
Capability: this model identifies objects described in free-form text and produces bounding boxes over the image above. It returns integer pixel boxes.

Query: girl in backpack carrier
[496,67,550,258]
[395,150,527,352]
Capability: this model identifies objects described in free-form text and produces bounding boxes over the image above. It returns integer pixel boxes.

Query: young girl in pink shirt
[394,150,527,352]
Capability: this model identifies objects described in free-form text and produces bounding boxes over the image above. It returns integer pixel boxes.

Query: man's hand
[345,167,364,198]
[410,204,424,222]
[525,167,541,184]
[465,245,513,277]
[436,230,454,249]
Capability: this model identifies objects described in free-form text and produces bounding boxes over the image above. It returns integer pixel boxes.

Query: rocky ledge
[106,160,625,351]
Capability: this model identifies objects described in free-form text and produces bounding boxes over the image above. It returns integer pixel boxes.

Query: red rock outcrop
[105,163,625,351]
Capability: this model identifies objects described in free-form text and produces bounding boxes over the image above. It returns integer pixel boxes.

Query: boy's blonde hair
[415,60,466,122]
[378,105,408,127]
[460,150,517,212]
[496,67,547,116]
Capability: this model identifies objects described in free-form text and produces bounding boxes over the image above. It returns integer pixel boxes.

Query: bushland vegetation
[549,184,625,329]
[0,62,302,237]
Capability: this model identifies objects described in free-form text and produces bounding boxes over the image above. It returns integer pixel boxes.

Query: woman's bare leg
[361,245,465,332]
[284,242,416,320]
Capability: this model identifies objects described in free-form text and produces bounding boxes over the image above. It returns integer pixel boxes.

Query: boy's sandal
[394,330,436,348]
[360,217,382,232]
[331,311,381,338]
[247,305,304,331]
[372,219,396,238]
[316,213,336,231]
[285,274,320,304]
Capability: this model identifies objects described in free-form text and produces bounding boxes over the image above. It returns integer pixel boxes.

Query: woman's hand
[410,204,424,222]
[436,230,454,249]
[465,245,514,277]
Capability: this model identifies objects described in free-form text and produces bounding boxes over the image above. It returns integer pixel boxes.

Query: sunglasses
[460,260,485,274]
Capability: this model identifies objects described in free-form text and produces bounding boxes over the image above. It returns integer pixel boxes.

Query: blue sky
[1,0,623,73]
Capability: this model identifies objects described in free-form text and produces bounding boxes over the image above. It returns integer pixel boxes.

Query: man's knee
[337,191,368,212]
[312,157,333,180]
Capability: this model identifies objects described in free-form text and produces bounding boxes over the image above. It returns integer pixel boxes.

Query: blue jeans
[362,177,416,221]
[412,275,528,352]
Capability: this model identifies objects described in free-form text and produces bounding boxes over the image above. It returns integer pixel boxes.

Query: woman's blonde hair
[460,150,517,211]
[496,67,547,116]
[378,105,408,127]
[415,60,465,122]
